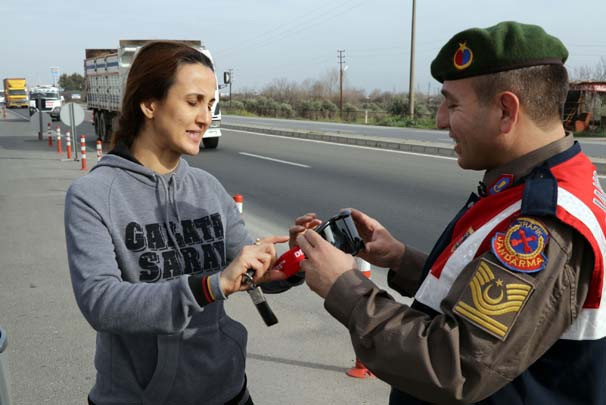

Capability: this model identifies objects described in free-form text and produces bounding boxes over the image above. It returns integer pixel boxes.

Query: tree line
[56,58,606,130]
[225,69,440,128]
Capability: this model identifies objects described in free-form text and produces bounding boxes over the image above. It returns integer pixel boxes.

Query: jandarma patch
[491,217,549,273]
[453,42,473,70]
[453,259,534,340]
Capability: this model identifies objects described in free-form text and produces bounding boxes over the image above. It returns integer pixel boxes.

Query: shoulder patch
[453,259,535,341]
[488,174,514,195]
[491,217,549,273]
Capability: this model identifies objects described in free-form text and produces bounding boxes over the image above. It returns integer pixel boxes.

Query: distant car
[71,93,81,100]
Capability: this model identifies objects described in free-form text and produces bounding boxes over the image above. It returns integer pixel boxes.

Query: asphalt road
[3,108,603,404]
[1,111,427,404]
[223,114,606,159]
[190,127,477,252]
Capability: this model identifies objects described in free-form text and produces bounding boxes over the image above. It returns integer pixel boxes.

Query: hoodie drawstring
[156,174,186,272]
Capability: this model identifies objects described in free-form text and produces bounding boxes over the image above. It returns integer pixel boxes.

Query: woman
[65,41,287,405]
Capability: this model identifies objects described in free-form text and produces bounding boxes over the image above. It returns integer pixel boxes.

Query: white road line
[239,152,311,168]
[227,128,457,161]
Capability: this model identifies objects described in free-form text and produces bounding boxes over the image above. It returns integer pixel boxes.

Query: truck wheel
[203,137,219,149]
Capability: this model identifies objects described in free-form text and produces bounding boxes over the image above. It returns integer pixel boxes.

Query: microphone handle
[244,269,279,327]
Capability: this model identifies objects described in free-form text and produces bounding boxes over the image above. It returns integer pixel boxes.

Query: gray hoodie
[64,153,253,404]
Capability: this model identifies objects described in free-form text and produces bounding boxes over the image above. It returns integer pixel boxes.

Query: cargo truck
[29,85,63,121]
[2,78,28,108]
[84,40,222,148]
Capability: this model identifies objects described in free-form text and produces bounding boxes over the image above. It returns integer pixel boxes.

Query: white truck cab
[29,85,63,121]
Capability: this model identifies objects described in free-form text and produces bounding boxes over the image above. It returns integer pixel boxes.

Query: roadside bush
[386,97,409,116]
[320,100,337,119]
[243,98,258,112]
[343,102,359,122]
[228,100,245,110]
[278,102,294,118]
[297,99,314,119]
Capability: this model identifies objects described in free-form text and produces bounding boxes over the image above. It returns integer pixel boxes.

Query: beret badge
[453,42,473,70]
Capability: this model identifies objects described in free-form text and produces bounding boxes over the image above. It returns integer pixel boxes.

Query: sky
[2,0,605,95]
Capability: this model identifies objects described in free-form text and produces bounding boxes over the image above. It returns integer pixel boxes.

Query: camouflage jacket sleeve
[324,217,593,404]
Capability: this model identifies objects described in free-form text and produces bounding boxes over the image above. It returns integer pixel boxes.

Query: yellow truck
[3,78,28,108]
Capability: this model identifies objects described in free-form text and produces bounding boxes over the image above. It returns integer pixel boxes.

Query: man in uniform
[293,21,606,404]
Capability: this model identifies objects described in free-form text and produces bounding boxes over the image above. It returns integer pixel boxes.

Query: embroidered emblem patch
[491,217,549,273]
[488,174,514,195]
[454,259,534,340]
[451,227,475,252]
[453,42,473,70]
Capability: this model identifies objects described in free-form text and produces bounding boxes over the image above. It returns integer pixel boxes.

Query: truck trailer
[3,78,28,108]
[84,40,222,148]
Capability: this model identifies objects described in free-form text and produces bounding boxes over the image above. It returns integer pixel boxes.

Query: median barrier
[221,123,606,174]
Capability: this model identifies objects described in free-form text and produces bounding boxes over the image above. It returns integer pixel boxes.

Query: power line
[214,0,366,57]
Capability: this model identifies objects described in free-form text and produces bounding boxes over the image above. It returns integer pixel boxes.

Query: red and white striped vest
[414,147,606,340]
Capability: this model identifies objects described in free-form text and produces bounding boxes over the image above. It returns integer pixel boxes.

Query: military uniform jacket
[324,135,606,404]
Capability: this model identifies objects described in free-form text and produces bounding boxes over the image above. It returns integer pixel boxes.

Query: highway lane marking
[228,128,457,161]
[238,152,311,168]
[227,130,606,177]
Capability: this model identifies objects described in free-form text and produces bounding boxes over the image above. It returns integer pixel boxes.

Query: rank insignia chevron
[454,259,535,340]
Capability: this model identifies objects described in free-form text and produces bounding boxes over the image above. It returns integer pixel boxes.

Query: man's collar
[481,133,574,194]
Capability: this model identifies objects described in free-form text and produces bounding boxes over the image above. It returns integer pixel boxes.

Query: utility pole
[338,49,345,120]
[408,0,416,118]
[228,69,233,108]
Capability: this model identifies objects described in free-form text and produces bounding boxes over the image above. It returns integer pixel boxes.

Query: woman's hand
[219,235,289,296]
[289,213,323,248]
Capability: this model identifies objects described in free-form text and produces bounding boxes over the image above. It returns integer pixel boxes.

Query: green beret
[430,21,568,83]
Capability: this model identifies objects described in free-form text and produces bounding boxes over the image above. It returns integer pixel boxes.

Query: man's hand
[297,230,357,298]
[220,235,289,296]
[350,208,406,269]
[289,213,323,249]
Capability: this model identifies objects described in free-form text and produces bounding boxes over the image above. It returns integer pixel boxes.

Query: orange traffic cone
[56,126,62,154]
[80,134,87,171]
[346,258,375,379]
[65,130,72,159]
[47,123,52,147]
[96,139,103,161]
[233,194,243,213]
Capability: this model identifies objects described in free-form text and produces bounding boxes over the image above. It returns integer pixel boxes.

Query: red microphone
[273,246,306,277]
